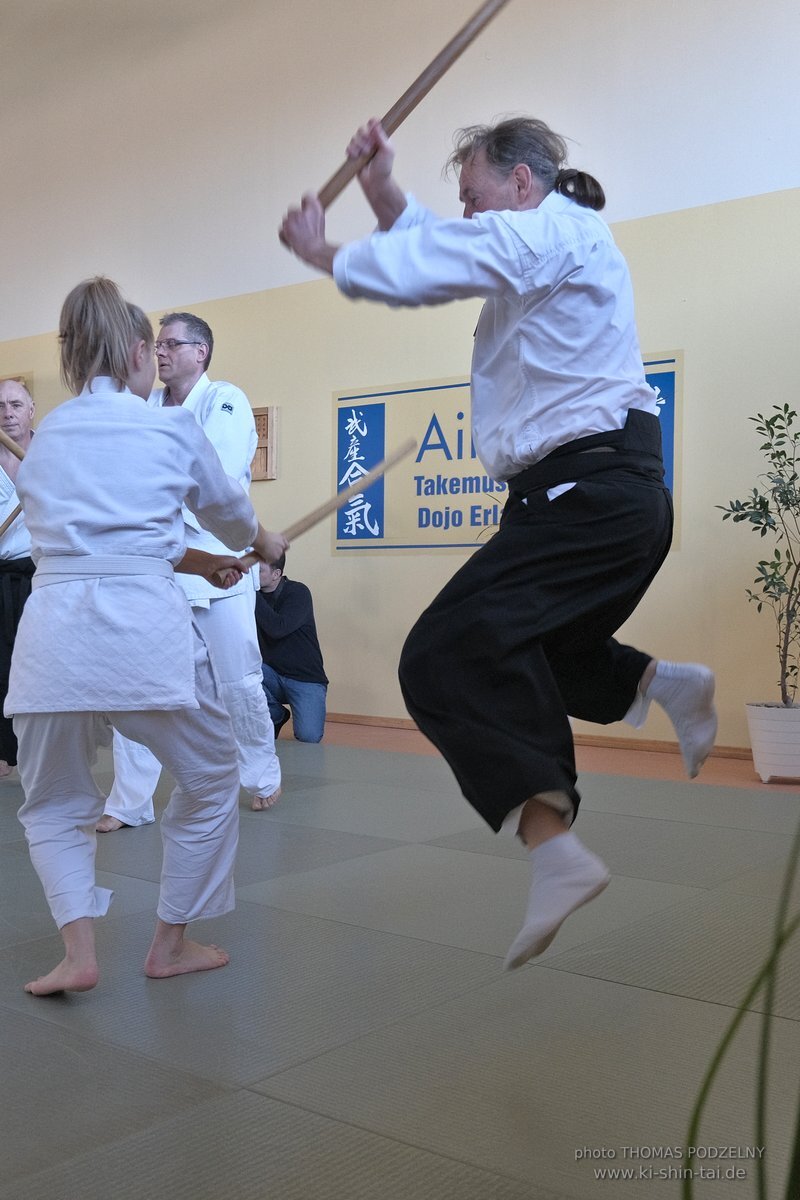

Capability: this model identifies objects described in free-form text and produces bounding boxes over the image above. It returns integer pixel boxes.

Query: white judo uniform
[6,381,258,929]
[0,467,31,561]
[105,373,280,826]
[0,463,34,766]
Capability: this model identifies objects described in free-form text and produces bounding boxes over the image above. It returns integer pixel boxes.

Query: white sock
[503,831,610,970]
[645,661,717,778]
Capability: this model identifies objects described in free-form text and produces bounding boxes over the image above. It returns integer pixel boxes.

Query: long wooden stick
[284,436,417,540]
[0,428,26,538]
[238,436,417,569]
[0,427,26,461]
[317,0,513,209]
[0,504,21,539]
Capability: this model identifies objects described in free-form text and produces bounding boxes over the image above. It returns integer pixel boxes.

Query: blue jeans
[260,664,327,742]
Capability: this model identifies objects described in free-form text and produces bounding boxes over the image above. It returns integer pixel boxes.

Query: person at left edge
[0,378,36,778]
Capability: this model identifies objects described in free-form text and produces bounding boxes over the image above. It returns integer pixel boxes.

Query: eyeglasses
[154,339,204,353]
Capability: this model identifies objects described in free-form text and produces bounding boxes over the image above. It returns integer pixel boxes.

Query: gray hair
[159,311,213,370]
[447,117,605,210]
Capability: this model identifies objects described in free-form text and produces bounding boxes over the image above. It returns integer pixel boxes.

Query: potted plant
[719,403,800,781]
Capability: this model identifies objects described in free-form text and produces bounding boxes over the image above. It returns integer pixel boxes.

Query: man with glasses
[98,312,282,829]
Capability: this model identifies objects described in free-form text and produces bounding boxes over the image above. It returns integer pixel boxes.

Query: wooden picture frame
[0,373,33,394]
[251,406,278,481]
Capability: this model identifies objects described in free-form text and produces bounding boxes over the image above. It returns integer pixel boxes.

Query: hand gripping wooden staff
[0,427,25,539]
[317,0,513,209]
[237,436,417,569]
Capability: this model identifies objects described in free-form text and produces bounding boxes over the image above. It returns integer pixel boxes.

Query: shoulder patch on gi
[220,402,234,414]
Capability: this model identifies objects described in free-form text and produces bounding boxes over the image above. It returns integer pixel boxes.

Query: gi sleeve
[332,204,531,308]
[183,382,257,533]
[179,412,259,551]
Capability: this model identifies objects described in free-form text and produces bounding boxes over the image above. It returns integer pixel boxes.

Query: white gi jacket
[333,192,658,482]
[150,374,257,604]
[0,464,31,561]
[5,382,258,714]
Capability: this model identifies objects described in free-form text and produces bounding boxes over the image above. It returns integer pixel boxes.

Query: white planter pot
[745,702,800,783]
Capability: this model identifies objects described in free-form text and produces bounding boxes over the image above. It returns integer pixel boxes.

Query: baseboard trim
[325,712,751,761]
[570,733,751,761]
[327,712,418,730]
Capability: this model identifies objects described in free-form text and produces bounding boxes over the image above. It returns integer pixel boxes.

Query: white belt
[33,555,174,589]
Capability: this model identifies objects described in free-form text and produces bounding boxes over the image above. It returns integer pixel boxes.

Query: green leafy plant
[684,406,800,1197]
[719,404,800,706]
[683,814,800,1200]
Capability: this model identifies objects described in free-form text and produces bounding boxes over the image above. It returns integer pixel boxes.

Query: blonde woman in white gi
[6,277,287,995]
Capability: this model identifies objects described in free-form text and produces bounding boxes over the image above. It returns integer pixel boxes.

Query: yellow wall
[2,186,796,750]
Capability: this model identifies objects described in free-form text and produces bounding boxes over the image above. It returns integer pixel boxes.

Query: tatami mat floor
[1,726,799,1199]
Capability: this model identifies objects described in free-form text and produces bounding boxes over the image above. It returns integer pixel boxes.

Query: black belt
[0,555,35,644]
[508,408,665,495]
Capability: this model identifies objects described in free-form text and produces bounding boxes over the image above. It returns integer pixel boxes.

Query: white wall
[2,0,799,340]
[2,0,800,750]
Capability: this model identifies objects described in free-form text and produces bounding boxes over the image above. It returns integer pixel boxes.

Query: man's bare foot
[96,814,127,832]
[144,938,230,978]
[25,916,98,995]
[0,759,13,778]
[25,958,99,995]
[251,786,281,811]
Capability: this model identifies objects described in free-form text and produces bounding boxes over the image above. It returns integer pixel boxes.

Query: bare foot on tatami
[144,920,230,979]
[251,786,281,811]
[96,814,127,832]
[25,918,99,995]
[25,958,100,995]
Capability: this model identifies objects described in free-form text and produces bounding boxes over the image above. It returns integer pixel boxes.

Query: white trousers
[15,634,240,930]
[105,590,280,825]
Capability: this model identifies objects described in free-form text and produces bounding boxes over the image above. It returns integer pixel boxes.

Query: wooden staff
[238,436,417,569]
[317,0,513,208]
[0,505,22,539]
[0,427,26,538]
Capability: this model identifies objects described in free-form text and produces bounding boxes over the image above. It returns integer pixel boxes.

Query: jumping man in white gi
[280,117,717,970]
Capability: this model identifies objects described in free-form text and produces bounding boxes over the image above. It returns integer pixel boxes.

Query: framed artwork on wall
[251,406,278,480]
[332,355,682,554]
